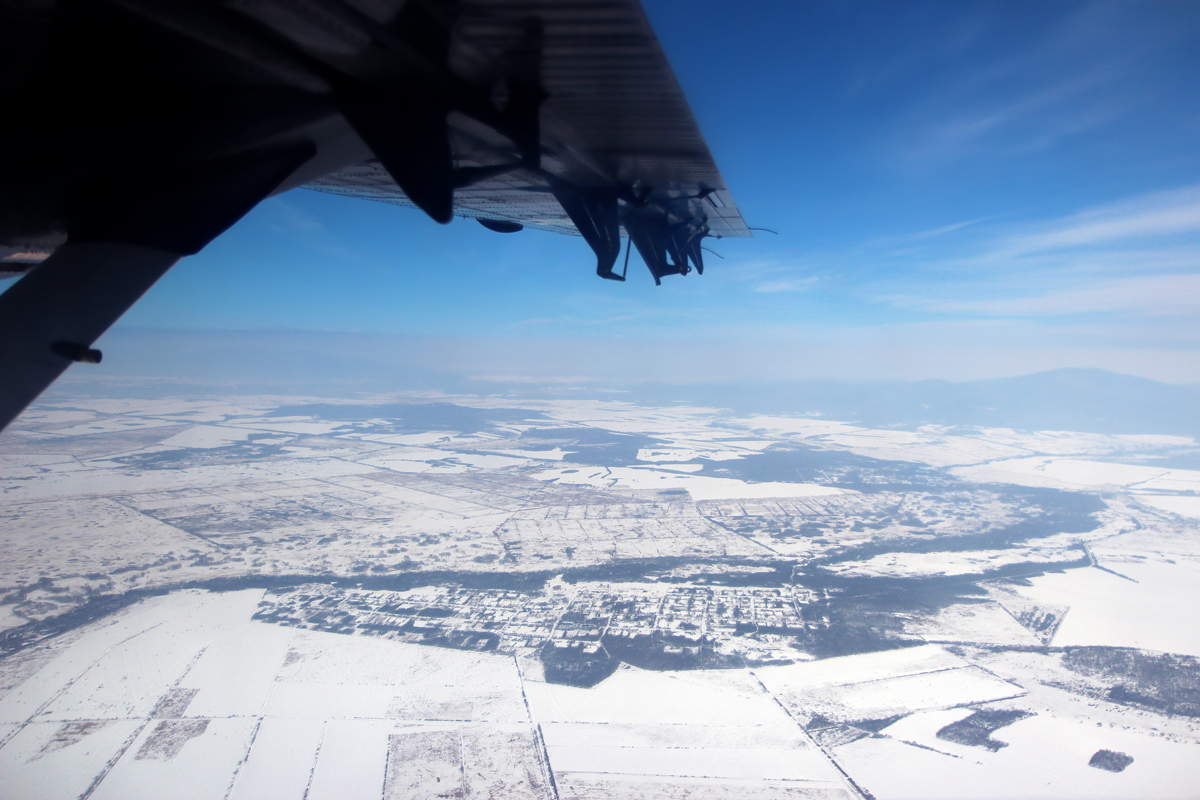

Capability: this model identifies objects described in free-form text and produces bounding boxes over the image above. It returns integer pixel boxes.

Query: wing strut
[0,244,181,429]
[0,143,315,432]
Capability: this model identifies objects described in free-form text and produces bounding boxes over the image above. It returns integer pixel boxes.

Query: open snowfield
[901,602,1043,647]
[838,711,1200,799]
[89,717,260,800]
[4,392,1200,798]
[754,645,1026,726]
[1134,494,1200,519]
[0,590,257,723]
[952,457,1200,494]
[759,661,1023,725]
[731,416,1192,472]
[524,666,853,797]
[532,465,844,501]
[0,590,552,799]
[0,455,382,503]
[525,666,790,727]
[0,590,864,799]
[0,719,143,800]
[553,774,853,799]
[156,426,273,449]
[269,628,529,722]
[304,719,394,800]
[1013,556,1200,657]
[827,542,1084,579]
[758,644,964,689]
[226,716,325,800]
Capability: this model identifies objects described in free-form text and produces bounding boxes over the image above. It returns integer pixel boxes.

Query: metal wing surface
[308,0,749,243]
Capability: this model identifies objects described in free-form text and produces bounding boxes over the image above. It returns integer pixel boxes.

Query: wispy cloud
[893,273,1200,318]
[906,72,1122,163]
[884,3,1170,169]
[868,184,1200,322]
[754,277,819,293]
[264,197,325,234]
[512,314,635,328]
[906,217,991,240]
[470,374,601,384]
[997,185,1200,256]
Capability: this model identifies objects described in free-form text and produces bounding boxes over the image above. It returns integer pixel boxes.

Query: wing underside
[0,0,747,431]
[307,0,749,242]
[311,162,747,241]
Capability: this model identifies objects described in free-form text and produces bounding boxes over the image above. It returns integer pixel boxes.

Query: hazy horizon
[74,326,1200,388]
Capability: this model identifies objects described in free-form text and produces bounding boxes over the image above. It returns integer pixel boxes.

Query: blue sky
[16,1,1200,384]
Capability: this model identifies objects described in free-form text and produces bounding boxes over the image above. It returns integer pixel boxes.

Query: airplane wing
[0,0,748,432]
[307,0,751,255]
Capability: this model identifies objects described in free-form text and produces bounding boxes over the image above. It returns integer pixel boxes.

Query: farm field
[2,391,1199,797]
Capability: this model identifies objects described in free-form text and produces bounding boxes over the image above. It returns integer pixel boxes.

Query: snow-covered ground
[836,713,1200,800]
[533,464,845,501]
[0,590,859,800]
[6,585,1191,799]
[3,391,1200,798]
[756,645,1023,725]
[1013,555,1200,657]
[953,457,1200,493]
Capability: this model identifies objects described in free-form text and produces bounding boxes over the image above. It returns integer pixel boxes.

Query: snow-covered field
[756,645,1024,725]
[836,713,1200,800]
[532,465,845,501]
[1134,494,1200,519]
[1013,554,1200,657]
[826,541,1085,579]
[1,579,1198,799]
[3,391,1200,798]
[0,590,859,800]
[952,457,1200,494]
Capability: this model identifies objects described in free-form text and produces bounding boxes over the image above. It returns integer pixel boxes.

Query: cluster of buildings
[255,581,820,655]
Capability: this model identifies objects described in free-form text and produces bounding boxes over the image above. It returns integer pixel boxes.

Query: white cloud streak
[906,217,991,240]
[873,184,1200,321]
[754,277,819,293]
[998,185,1200,256]
[900,273,1200,317]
